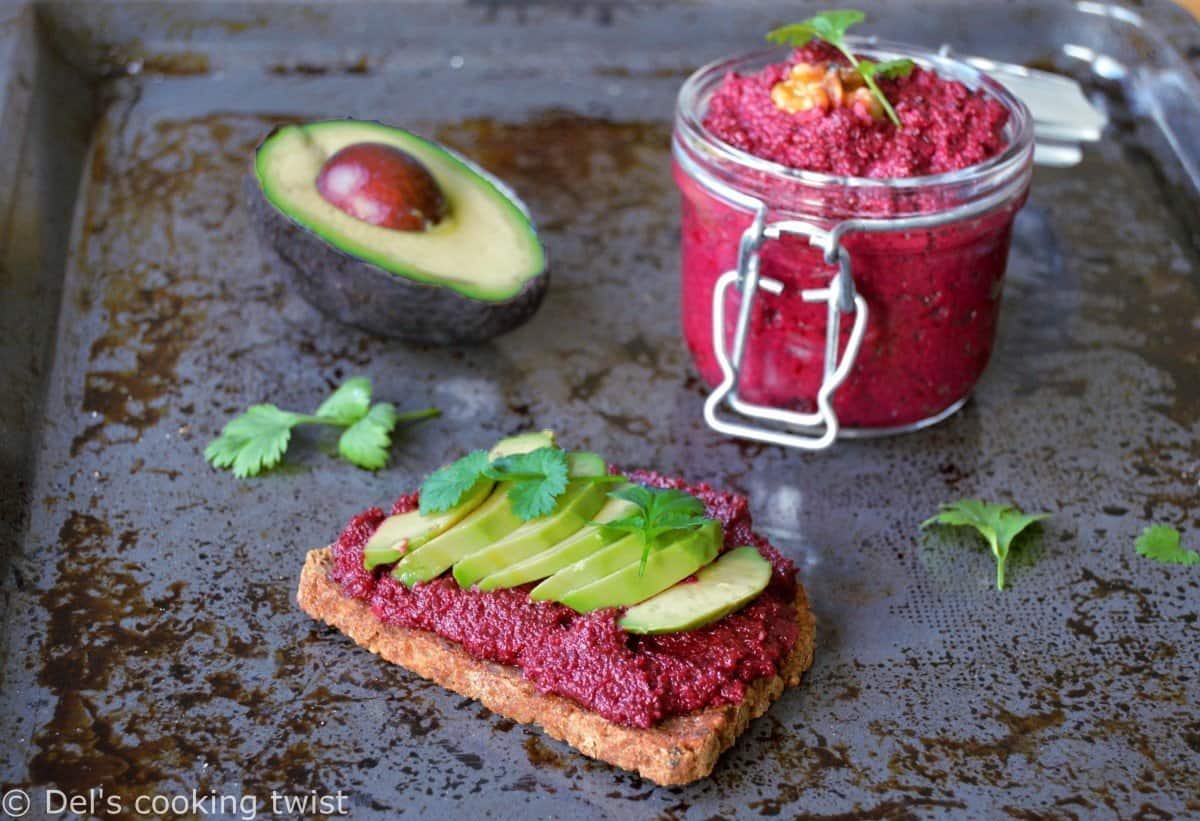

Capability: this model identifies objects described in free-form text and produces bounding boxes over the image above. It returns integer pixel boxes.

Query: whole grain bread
[297,547,816,786]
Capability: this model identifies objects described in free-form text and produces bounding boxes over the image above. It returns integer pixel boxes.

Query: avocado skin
[245,170,548,346]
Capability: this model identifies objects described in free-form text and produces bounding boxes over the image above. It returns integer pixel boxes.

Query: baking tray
[1,1,1198,817]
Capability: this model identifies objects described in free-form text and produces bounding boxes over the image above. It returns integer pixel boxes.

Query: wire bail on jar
[700,192,1026,450]
[703,211,869,451]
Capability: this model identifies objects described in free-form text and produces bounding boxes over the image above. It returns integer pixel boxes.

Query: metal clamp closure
[703,218,869,451]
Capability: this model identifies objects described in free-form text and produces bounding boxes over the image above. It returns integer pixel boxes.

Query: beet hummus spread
[676,40,1031,429]
[703,42,1009,178]
[330,473,800,728]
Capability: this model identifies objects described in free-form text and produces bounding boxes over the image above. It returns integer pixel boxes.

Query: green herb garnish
[489,447,571,520]
[922,499,1049,590]
[420,446,620,522]
[420,450,493,514]
[596,485,715,575]
[767,10,914,127]
[857,57,916,82]
[205,377,439,477]
[1135,525,1199,566]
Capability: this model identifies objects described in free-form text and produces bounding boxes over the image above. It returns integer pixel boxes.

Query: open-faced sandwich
[297,431,815,785]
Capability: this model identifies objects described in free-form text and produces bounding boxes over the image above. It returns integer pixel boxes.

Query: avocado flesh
[451,480,610,588]
[556,521,721,614]
[619,546,772,635]
[489,430,555,458]
[476,491,638,591]
[389,431,556,584]
[529,531,649,603]
[565,451,605,477]
[363,479,495,569]
[392,481,525,586]
[255,121,544,302]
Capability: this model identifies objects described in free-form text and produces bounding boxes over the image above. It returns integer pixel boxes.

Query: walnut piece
[770,62,883,121]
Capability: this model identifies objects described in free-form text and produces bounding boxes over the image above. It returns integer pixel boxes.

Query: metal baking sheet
[2,1,1198,817]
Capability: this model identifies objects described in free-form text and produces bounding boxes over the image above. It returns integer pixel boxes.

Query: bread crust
[297,547,816,786]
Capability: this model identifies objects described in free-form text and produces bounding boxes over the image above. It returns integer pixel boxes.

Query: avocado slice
[490,430,556,459]
[557,521,721,614]
[529,531,648,603]
[363,479,494,570]
[451,479,610,588]
[475,490,638,591]
[249,120,547,344]
[618,546,772,634]
[385,431,556,582]
[392,481,526,586]
[362,431,554,570]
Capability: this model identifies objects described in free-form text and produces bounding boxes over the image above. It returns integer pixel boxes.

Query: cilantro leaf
[315,376,373,424]
[766,22,820,47]
[598,485,714,574]
[767,10,864,47]
[419,445,573,521]
[420,450,491,515]
[1135,525,1199,566]
[858,58,915,80]
[338,402,397,470]
[922,499,1049,590]
[488,447,570,520]
[810,9,865,42]
[205,377,438,478]
[204,404,301,478]
[765,10,906,128]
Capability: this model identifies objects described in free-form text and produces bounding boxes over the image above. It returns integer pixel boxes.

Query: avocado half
[247,120,548,345]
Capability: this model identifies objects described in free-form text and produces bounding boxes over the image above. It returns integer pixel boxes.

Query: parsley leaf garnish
[421,446,599,521]
[490,448,570,520]
[205,377,438,477]
[596,485,714,575]
[204,404,301,479]
[338,402,399,471]
[420,450,492,515]
[922,499,1049,590]
[767,10,910,127]
[766,9,864,45]
[857,57,915,81]
[1135,525,1199,566]
[315,376,373,425]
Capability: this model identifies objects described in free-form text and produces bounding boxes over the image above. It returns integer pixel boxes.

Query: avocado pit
[316,142,447,231]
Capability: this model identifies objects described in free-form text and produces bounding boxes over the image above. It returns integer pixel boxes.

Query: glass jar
[673,41,1035,449]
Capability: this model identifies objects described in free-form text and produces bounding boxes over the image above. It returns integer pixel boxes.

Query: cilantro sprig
[1135,525,1199,566]
[420,447,621,522]
[922,499,1049,590]
[767,10,914,127]
[596,485,715,575]
[205,377,439,477]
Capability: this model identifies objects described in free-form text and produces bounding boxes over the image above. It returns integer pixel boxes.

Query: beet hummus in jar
[674,38,1034,447]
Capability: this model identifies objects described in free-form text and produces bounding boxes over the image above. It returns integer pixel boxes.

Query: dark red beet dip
[329,475,800,728]
[703,43,1009,178]
[677,43,1029,428]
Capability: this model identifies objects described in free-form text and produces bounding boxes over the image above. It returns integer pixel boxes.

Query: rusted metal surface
[0,1,1197,817]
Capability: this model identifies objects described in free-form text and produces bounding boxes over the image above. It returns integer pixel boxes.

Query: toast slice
[297,547,816,785]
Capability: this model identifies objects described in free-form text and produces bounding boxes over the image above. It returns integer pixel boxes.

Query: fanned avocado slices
[363,431,553,571]
[619,546,772,634]
[527,532,648,603]
[380,431,555,580]
[371,431,770,633]
[475,491,638,591]
[452,478,609,589]
[392,481,527,586]
[363,479,495,570]
[557,521,721,613]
